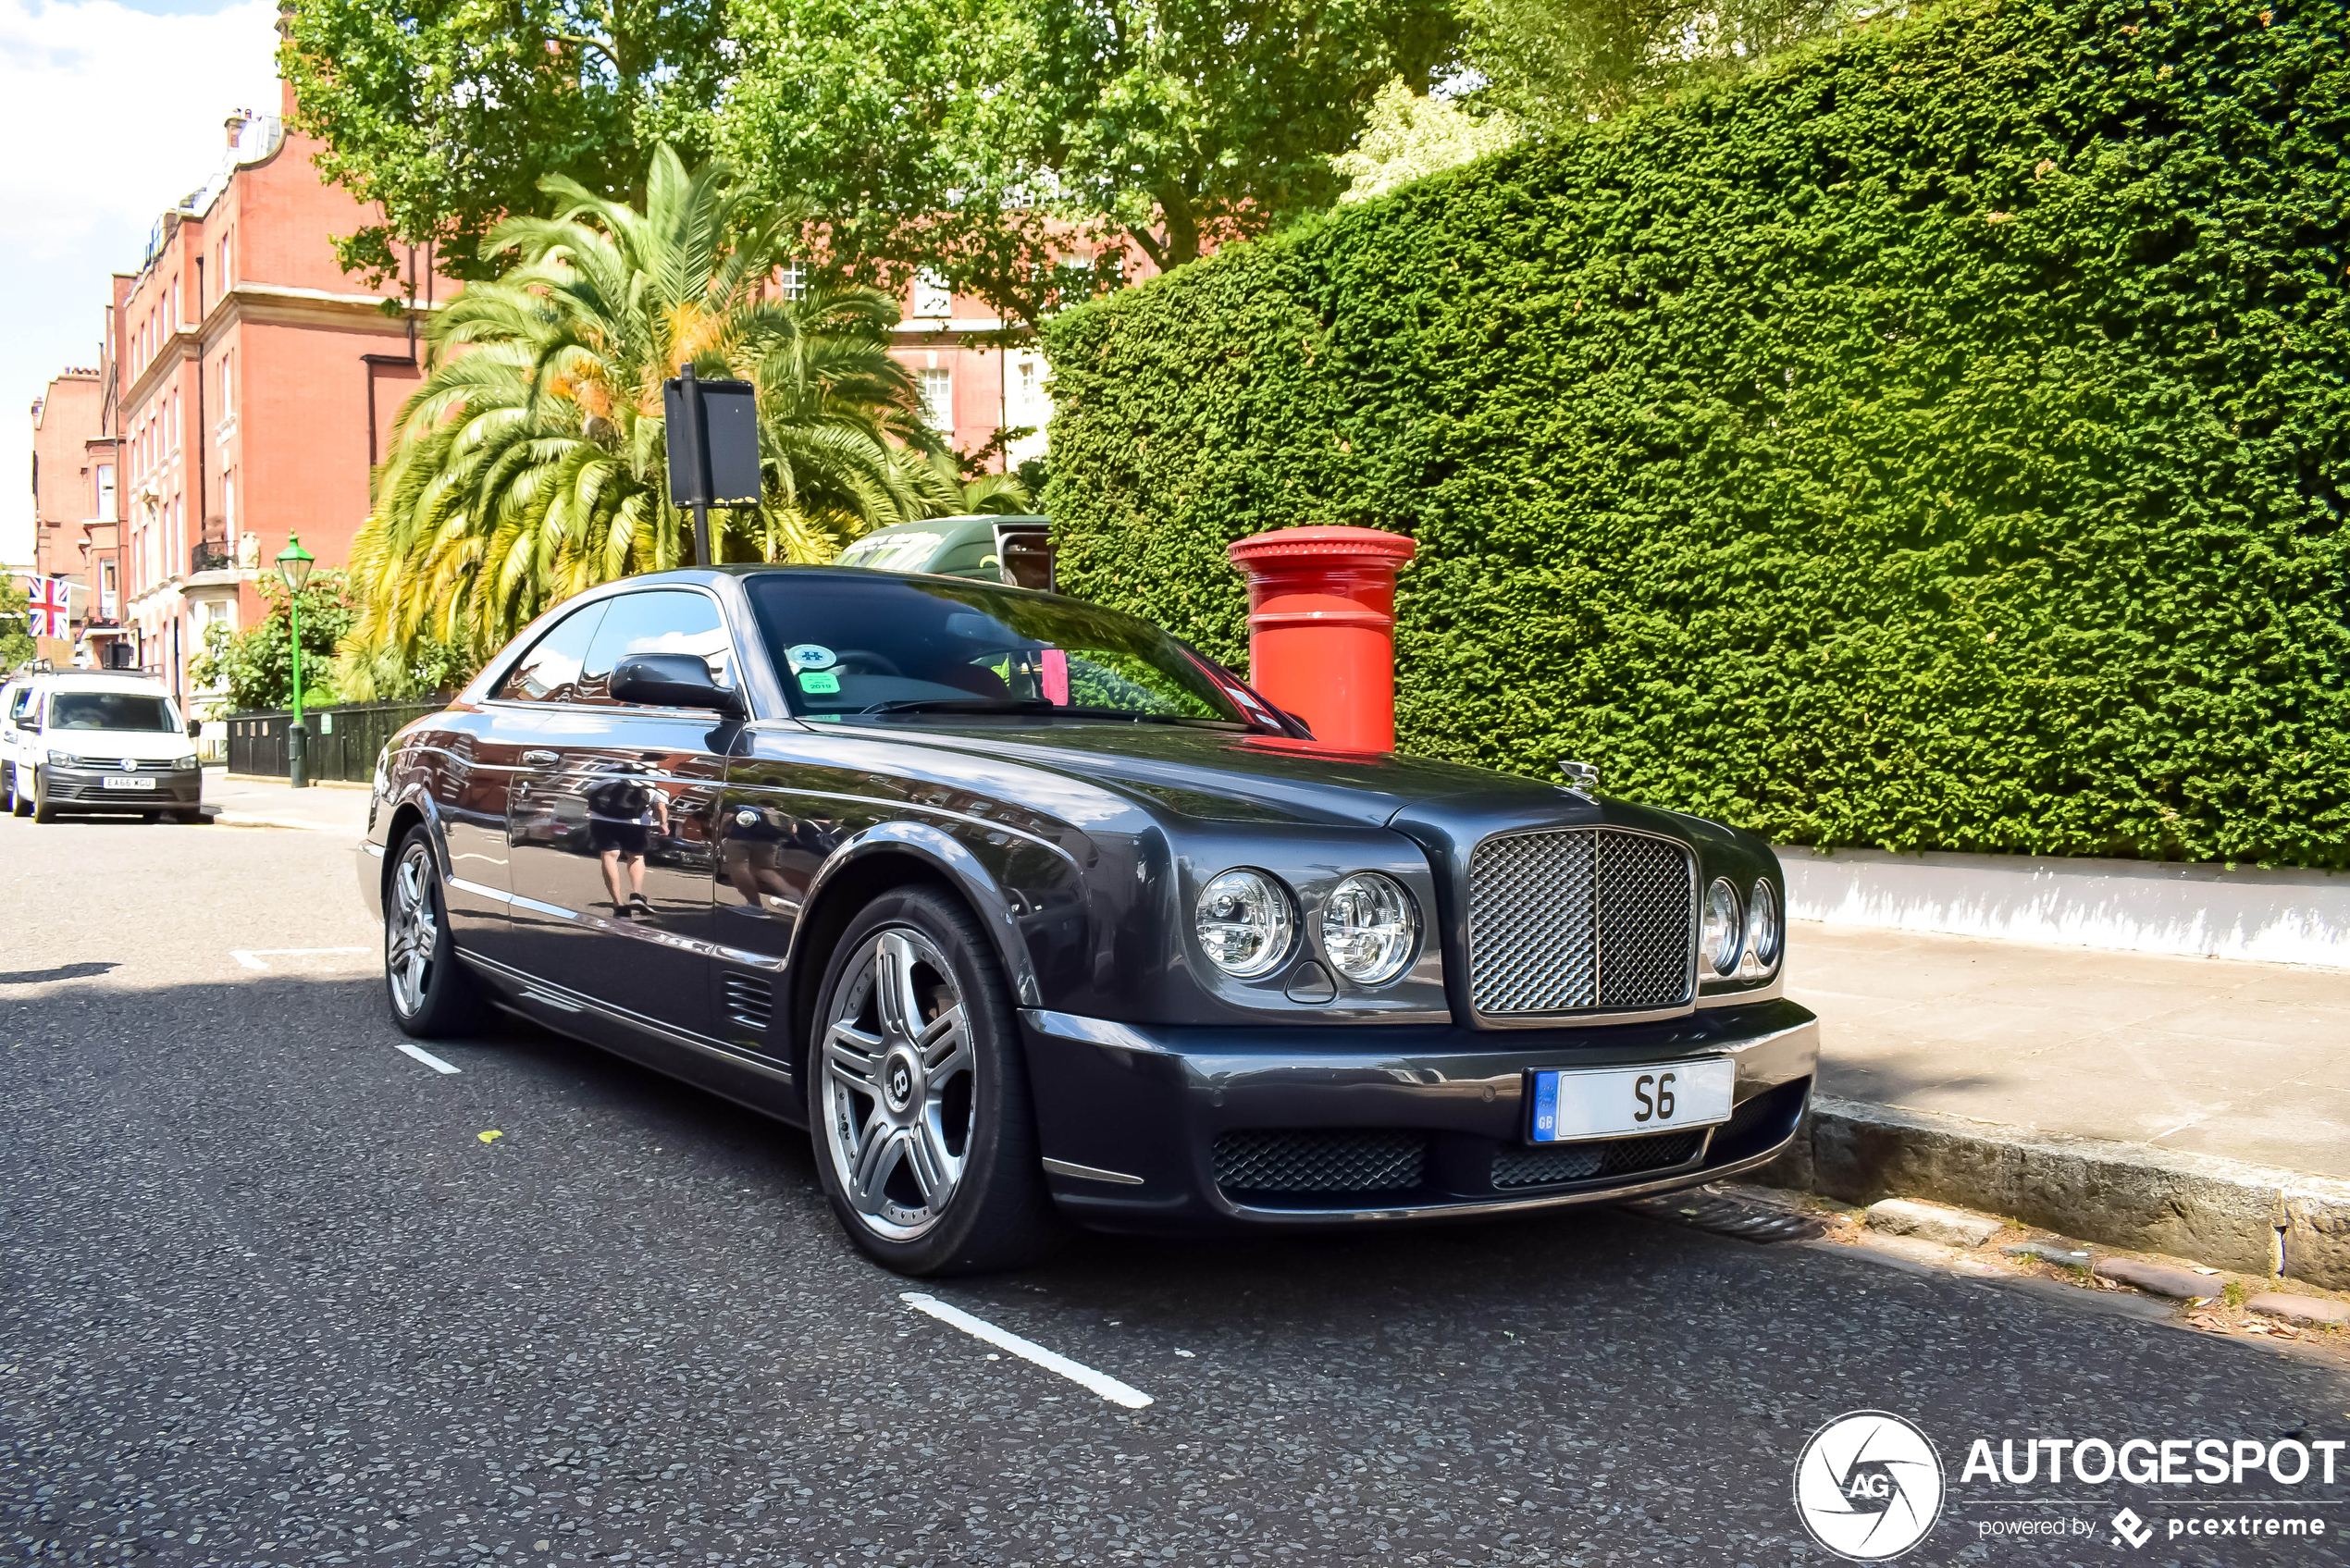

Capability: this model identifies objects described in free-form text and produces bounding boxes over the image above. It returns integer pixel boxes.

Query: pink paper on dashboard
[1041,648,1070,706]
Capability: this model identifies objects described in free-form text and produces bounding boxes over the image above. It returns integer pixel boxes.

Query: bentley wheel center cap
[884,1053,918,1113]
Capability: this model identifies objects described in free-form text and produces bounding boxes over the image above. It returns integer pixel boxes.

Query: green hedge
[1041,0,2350,867]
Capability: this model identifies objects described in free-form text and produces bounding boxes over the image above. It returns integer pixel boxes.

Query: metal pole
[288,591,307,789]
[679,362,712,567]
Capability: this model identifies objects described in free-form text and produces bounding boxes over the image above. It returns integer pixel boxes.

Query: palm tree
[351,146,938,661]
[900,449,1035,517]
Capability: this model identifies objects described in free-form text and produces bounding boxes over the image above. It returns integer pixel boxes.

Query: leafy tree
[189,571,354,711]
[0,579,33,672]
[1460,0,1858,127]
[718,0,1467,328]
[1330,78,1521,204]
[351,146,938,662]
[278,0,732,288]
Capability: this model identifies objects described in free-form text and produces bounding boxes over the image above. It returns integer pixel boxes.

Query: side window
[581,590,735,704]
[494,603,609,703]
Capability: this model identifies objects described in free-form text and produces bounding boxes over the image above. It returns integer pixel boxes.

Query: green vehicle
[833,514,1055,590]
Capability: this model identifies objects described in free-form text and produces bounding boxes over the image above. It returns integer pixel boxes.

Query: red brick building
[115,89,449,713]
[27,365,122,666]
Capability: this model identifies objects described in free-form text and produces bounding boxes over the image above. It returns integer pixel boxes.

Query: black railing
[225,700,447,784]
[191,541,233,574]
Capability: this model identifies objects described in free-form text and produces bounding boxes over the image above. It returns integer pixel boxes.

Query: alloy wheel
[387,843,439,1018]
[819,928,975,1241]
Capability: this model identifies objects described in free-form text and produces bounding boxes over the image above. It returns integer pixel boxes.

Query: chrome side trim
[1041,1157,1145,1186]
[1020,1008,1172,1054]
[509,891,576,921]
[459,874,786,972]
[449,875,512,905]
[458,949,794,1084]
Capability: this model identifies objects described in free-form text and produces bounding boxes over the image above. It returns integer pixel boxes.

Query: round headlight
[1701,877,1742,977]
[1320,872,1418,986]
[1195,869,1295,978]
[1745,879,1782,971]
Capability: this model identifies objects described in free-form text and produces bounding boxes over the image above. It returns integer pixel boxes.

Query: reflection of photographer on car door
[585,763,670,918]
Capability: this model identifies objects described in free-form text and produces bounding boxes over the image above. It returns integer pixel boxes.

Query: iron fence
[224,700,447,784]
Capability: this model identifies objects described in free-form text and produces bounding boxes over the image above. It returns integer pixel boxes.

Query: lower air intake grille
[722,973,773,1033]
[1213,1130,1427,1195]
[1490,1129,1706,1190]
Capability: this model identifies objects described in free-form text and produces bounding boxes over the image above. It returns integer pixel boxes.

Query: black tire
[31,768,55,824]
[2,763,19,816]
[383,826,488,1038]
[171,809,203,825]
[809,885,1063,1276]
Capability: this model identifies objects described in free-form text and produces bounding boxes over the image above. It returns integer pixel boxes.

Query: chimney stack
[224,110,249,149]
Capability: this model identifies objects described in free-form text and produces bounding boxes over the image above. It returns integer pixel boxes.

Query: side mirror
[610,653,741,714]
[187,719,203,738]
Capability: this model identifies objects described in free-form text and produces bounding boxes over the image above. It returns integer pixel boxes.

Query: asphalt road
[6,812,2348,1568]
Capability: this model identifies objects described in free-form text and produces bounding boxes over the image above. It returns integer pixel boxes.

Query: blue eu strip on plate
[1530,1070,1560,1142]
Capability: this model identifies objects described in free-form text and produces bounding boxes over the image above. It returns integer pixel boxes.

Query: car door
[504,587,740,1037]
[447,599,611,969]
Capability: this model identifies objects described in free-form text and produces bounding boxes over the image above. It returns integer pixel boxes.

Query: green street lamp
[276,534,315,789]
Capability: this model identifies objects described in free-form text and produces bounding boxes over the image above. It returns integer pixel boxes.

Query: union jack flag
[21,576,70,639]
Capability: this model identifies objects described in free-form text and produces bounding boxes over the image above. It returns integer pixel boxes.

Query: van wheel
[31,770,55,824]
[6,765,28,818]
[810,885,1063,1276]
[385,827,487,1038]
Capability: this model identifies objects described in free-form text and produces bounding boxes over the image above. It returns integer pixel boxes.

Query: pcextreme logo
[1793,1411,1948,1562]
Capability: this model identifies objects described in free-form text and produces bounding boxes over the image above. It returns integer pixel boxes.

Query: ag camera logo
[1794,1411,1946,1561]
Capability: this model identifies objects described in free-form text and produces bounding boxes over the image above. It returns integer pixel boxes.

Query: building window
[101,560,118,620]
[919,367,953,432]
[218,233,231,289]
[94,463,115,521]
[224,473,235,534]
[777,261,806,302]
[1012,354,1049,429]
[912,271,952,319]
[219,352,233,417]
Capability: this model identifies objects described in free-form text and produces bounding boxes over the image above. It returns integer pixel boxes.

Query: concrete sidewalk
[1793,923,2350,1179]
[201,768,372,834]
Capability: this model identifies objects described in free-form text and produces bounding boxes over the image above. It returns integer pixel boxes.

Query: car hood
[834,720,1704,841]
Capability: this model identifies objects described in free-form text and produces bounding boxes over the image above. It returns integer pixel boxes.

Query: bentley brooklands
[359,566,1817,1274]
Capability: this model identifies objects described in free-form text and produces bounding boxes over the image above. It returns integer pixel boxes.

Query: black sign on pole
[663,364,761,567]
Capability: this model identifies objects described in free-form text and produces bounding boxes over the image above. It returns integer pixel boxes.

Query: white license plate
[102,775,156,791]
[1528,1058,1736,1143]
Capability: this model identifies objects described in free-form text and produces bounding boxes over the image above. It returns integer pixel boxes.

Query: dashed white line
[900,1292,1154,1409]
[394,1042,462,1075]
[232,946,371,971]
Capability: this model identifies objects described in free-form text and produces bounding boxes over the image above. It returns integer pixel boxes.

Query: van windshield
[49,692,179,732]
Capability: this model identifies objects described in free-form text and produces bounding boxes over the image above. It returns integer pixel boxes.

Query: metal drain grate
[1623,1191,1827,1243]
[1213,1130,1428,1194]
[1492,1129,1705,1189]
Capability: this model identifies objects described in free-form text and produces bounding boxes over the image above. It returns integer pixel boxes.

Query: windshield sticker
[798,670,841,695]
[785,643,837,671]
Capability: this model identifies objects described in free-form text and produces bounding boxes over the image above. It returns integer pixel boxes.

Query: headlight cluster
[1194,868,1419,987]
[173,754,199,771]
[47,749,73,767]
[1701,877,1785,981]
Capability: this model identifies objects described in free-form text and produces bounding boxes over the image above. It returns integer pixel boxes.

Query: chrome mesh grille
[1467,829,1695,1016]
[1490,1129,1706,1189]
[1213,1130,1427,1194]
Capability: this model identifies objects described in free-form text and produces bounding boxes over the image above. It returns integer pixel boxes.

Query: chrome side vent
[722,973,774,1034]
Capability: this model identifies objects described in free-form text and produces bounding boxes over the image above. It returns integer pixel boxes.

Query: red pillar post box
[1226,526,1417,752]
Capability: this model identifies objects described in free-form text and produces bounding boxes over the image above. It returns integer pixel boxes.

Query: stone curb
[1755,1096,2350,1289]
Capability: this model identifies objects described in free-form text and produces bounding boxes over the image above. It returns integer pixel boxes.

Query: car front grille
[1213,1130,1427,1196]
[1466,828,1696,1016]
[1490,1128,1707,1190]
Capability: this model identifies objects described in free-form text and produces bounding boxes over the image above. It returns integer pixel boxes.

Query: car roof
[32,673,173,695]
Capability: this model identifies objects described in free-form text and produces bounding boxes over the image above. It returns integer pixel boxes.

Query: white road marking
[395,1042,462,1075]
[900,1292,1154,1410]
[231,946,371,971]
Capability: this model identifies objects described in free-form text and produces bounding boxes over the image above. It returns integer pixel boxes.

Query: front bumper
[1020,1000,1818,1233]
[39,765,202,810]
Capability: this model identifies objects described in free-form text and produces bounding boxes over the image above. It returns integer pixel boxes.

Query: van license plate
[103,776,155,790]
[1527,1058,1736,1143]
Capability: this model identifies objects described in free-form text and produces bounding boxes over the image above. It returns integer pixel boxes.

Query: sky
[1,0,282,567]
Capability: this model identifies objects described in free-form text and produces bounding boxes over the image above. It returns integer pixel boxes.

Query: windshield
[834,531,945,573]
[745,572,1259,728]
[49,691,179,731]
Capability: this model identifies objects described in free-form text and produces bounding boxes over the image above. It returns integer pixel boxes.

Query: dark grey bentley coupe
[359,565,1817,1275]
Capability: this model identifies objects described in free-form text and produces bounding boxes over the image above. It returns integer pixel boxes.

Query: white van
[5,673,204,823]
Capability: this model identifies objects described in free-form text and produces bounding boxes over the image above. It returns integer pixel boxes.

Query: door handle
[521,749,560,766]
